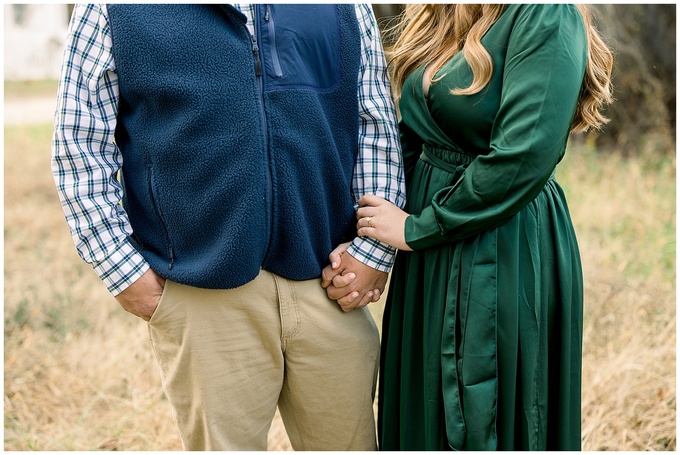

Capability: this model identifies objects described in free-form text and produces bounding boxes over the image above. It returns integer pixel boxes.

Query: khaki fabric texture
[148,270,380,450]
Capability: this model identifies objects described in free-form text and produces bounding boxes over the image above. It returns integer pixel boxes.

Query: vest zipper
[250,34,262,77]
[167,244,175,270]
[265,5,283,78]
[253,5,275,267]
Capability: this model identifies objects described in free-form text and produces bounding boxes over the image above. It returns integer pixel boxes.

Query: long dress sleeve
[404,5,588,250]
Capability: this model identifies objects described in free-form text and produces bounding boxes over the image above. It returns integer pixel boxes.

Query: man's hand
[115,268,166,321]
[321,244,387,312]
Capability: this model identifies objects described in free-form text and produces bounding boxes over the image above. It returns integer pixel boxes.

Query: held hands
[321,242,387,312]
[321,195,411,311]
[115,268,166,321]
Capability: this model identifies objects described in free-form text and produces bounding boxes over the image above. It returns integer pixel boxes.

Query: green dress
[378,5,586,451]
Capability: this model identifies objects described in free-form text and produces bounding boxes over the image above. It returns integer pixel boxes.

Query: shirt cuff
[92,240,150,296]
[346,236,397,273]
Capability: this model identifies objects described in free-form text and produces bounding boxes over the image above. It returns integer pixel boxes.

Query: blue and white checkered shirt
[52,4,405,295]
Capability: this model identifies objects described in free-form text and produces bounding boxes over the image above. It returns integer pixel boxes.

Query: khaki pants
[147,269,380,450]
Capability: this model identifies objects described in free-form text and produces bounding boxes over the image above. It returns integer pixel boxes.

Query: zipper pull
[265,5,269,21]
[251,35,262,77]
[168,244,175,270]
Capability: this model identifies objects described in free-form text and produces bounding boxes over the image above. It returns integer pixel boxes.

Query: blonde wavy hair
[388,4,614,132]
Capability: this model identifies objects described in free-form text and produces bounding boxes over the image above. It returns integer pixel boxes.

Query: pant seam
[147,314,187,449]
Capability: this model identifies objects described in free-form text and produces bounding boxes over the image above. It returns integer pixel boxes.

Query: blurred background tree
[371,4,677,156]
[593,4,676,156]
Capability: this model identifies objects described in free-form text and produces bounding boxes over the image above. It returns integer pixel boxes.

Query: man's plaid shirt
[51,4,405,295]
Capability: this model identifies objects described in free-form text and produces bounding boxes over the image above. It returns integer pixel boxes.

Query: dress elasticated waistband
[421,143,556,181]
[420,143,474,174]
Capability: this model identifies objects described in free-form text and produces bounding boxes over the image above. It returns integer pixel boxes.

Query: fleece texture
[107,4,360,289]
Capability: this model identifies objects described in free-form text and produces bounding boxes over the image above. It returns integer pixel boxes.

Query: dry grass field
[4,91,676,450]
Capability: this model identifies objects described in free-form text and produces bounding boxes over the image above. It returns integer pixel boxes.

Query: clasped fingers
[335,288,377,312]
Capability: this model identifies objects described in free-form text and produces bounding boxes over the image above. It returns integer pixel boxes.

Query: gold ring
[367,217,372,227]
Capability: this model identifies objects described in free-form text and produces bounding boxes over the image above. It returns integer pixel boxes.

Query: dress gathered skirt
[378,146,583,450]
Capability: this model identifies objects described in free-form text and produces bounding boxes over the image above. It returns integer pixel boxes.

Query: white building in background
[4,4,71,80]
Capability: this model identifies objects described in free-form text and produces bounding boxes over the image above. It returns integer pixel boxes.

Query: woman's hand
[356,194,413,251]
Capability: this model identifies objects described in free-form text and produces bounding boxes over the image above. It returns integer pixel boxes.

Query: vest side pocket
[148,166,176,269]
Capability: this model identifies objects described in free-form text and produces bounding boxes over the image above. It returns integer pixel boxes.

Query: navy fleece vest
[107,4,361,289]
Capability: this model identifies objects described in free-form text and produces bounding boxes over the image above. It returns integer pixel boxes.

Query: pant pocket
[148,279,172,326]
